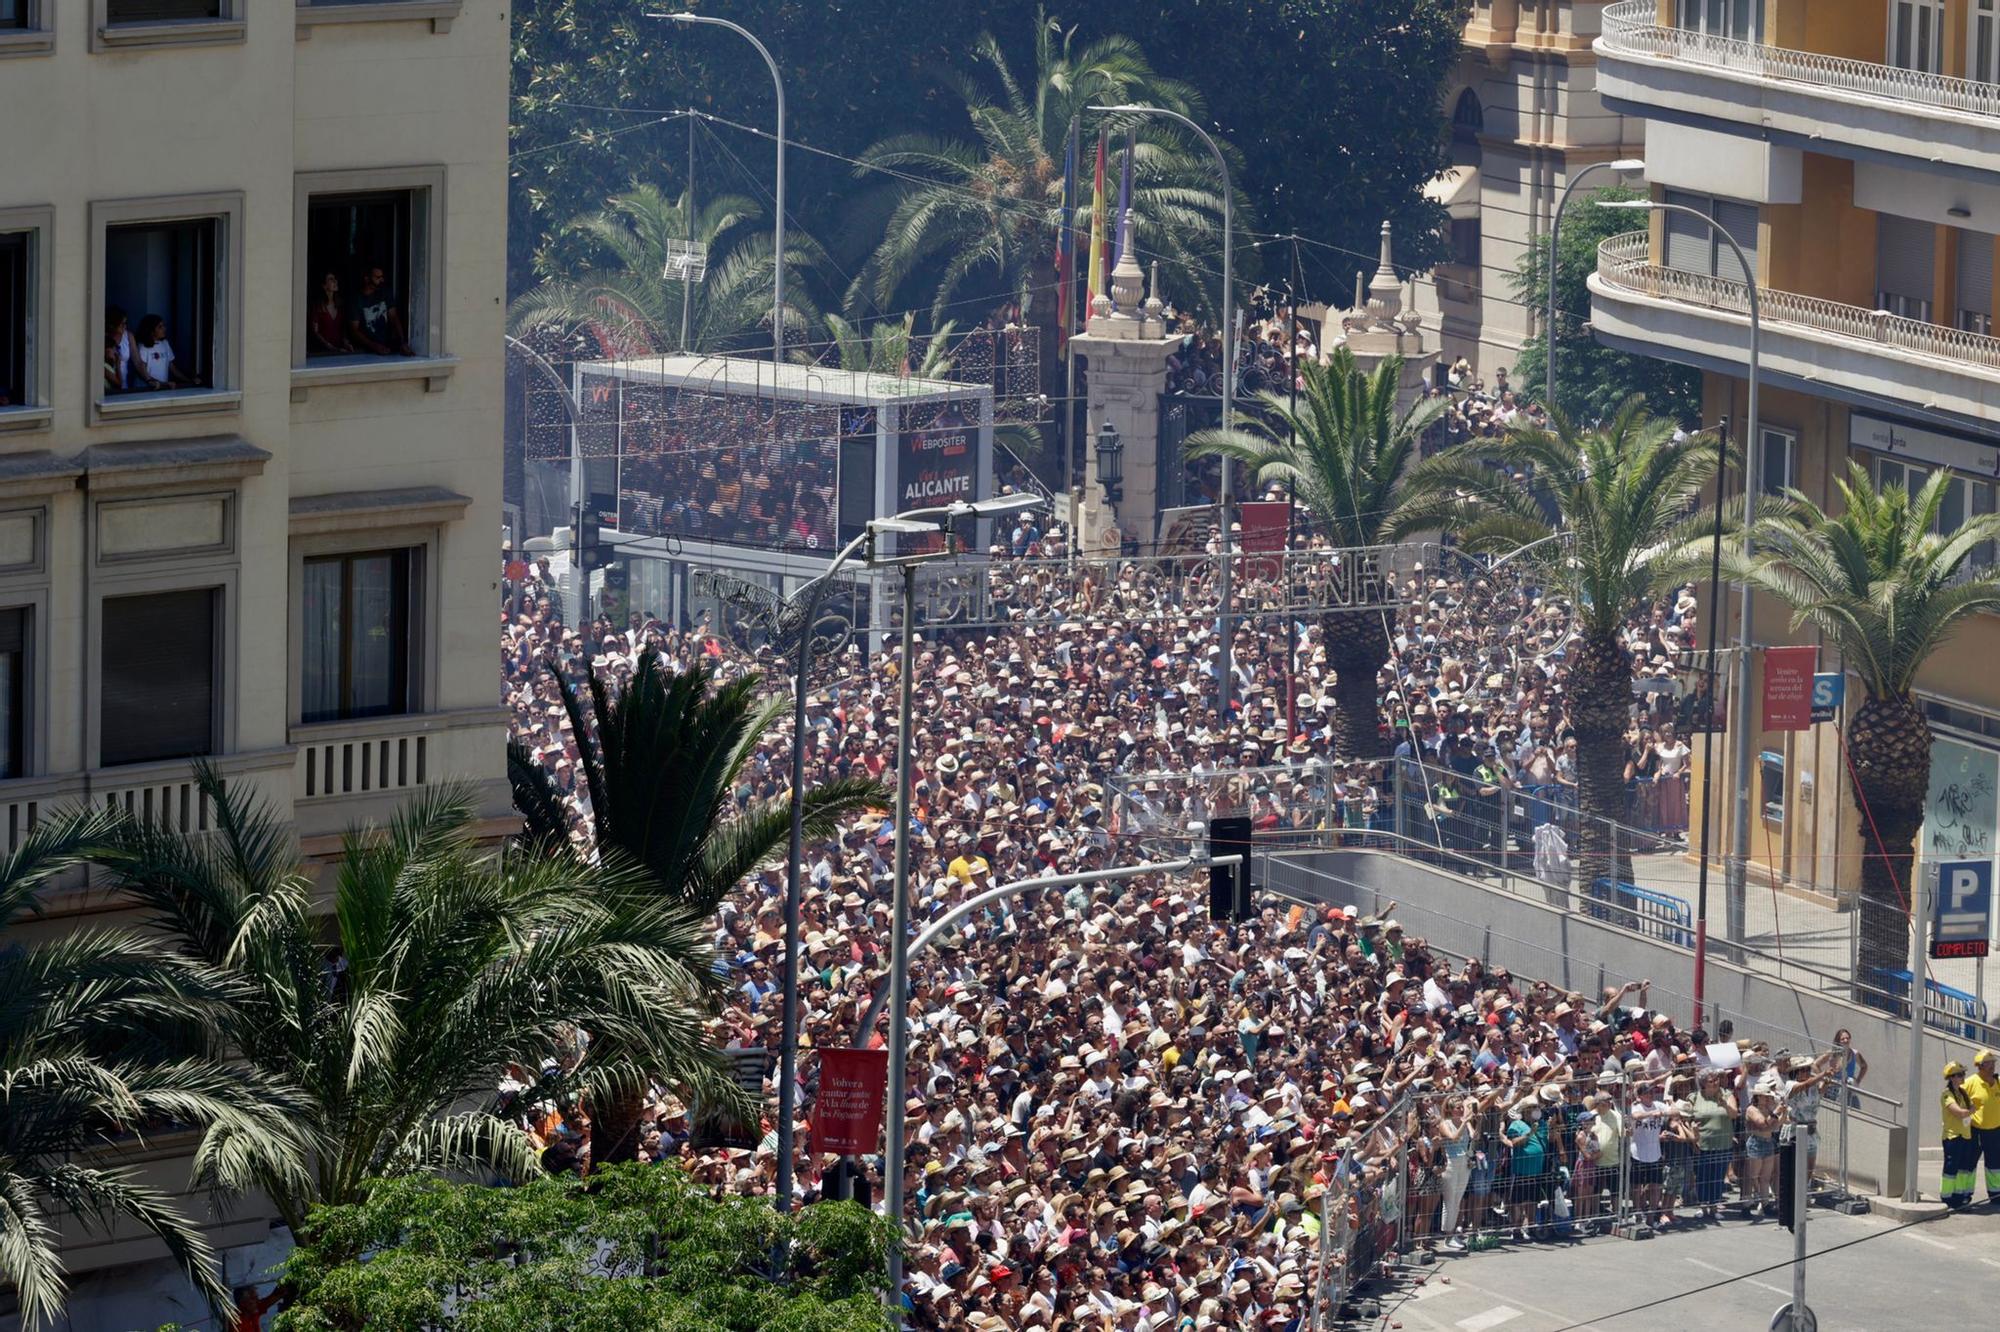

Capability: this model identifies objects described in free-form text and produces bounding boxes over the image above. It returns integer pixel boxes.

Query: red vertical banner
[1760,645,1818,731]
[812,1048,890,1156]
[1236,500,1290,583]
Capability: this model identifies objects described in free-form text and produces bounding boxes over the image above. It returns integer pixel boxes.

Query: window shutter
[1713,201,1760,282]
[1663,191,1710,275]
[101,589,215,768]
[1959,229,1993,320]
[1877,214,1937,307]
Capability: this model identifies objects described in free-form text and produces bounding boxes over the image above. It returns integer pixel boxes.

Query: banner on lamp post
[1760,645,1818,731]
[812,1048,890,1156]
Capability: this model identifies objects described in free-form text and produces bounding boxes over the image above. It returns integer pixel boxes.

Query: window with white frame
[1758,426,1796,499]
[1890,0,1948,74]
[301,548,417,724]
[1676,0,1764,42]
[100,587,219,768]
[1975,0,2000,85]
[92,194,242,418]
[294,168,446,375]
[1874,453,1999,573]
[0,0,52,52]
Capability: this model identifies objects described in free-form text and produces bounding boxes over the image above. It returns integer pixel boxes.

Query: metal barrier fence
[1111,755,1999,1041]
[1863,968,1992,1039]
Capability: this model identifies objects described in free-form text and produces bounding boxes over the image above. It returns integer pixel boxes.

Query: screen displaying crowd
[497,450,1845,1329]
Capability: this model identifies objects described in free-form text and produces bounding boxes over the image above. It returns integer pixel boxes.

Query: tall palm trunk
[1323,611,1389,760]
[1568,629,1634,893]
[1845,693,1932,990]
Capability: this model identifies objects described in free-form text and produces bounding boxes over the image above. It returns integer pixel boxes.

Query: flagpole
[1061,117,1079,566]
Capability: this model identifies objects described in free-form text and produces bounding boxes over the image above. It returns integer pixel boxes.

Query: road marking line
[1684,1257,1789,1297]
[1979,1256,2000,1270]
[1456,1309,1523,1332]
[1903,1232,1956,1250]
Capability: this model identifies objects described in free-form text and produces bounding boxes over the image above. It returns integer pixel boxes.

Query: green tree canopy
[91,769,742,1233]
[1511,185,1701,424]
[0,812,304,1330]
[273,1165,897,1332]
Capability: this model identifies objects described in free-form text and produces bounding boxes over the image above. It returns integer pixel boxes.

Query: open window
[293,168,449,393]
[93,194,243,421]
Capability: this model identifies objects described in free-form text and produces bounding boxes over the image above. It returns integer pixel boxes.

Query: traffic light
[1208,816,1255,922]
[577,506,607,572]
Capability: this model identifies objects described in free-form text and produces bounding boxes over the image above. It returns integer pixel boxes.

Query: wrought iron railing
[1596,231,2000,374]
[1602,0,2000,121]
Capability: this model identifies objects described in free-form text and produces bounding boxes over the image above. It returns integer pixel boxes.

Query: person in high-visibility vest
[1967,1049,2000,1206]
[1941,1061,1977,1209]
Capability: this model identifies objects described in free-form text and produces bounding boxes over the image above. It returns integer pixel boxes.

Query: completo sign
[1931,859,1993,959]
[813,1048,890,1156]
[1761,646,1818,731]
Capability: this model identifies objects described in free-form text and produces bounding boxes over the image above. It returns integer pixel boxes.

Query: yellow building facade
[1592,0,2000,898]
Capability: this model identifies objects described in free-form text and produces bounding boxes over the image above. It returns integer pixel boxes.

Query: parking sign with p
[1931,859,1993,958]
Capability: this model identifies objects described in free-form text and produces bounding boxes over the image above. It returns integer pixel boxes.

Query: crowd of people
[496,448,1819,1327]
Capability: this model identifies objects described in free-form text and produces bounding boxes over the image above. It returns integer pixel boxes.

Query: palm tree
[799,311,960,379]
[510,650,881,1161]
[93,768,742,1232]
[1186,350,1446,759]
[1728,464,2000,981]
[0,812,301,1330]
[848,8,1229,369]
[509,182,824,358]
[1402,401,1723,888]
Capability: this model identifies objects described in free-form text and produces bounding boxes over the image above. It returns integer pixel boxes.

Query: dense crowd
[497,465,1806,1328]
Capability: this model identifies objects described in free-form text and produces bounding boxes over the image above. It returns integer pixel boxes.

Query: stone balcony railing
[1601,0,2000,118]
[0,707,507,862]
[1595,230,2000,374]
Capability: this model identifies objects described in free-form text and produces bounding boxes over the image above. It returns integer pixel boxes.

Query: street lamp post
[1090,103,1235,718]
[1596,198,1761,1027]
[694,535,870,1216]
[865,494,1045,1309]
[656,11,785,378]
[1545,159,1645,408]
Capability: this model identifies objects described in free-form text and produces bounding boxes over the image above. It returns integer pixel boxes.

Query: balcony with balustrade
[1589,229,2000,424]
[1597,0,2000,176]
[0,706,508,929]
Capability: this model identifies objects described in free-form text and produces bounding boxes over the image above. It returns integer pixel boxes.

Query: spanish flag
[1085,129,1108,312]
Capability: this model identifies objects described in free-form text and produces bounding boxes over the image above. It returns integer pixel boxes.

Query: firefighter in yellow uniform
[1942,1062,1977,1209]
[1968,1050,2000,1206]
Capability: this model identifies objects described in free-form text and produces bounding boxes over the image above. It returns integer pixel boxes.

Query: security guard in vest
[1968,1049,2000,1206]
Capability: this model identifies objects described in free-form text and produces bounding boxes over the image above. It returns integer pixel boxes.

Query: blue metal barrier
[1589,877,1695,948]
[1864,968,1990,1038]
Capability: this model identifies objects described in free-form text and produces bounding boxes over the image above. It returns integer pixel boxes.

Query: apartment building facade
[0,0,507,1322]
[1414,0,1645,374]
[1589,0,2000,896]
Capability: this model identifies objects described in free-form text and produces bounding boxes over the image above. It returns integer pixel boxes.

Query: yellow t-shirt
[1943,1088,1976,1140]
[1968,1072,2000,1130]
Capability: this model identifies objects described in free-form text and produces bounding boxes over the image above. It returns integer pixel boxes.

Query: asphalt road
[1364,1203,2000,1331]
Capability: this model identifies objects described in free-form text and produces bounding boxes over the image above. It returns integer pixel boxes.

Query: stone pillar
[1072,210,1181,547]
[1323,221,1440,413]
